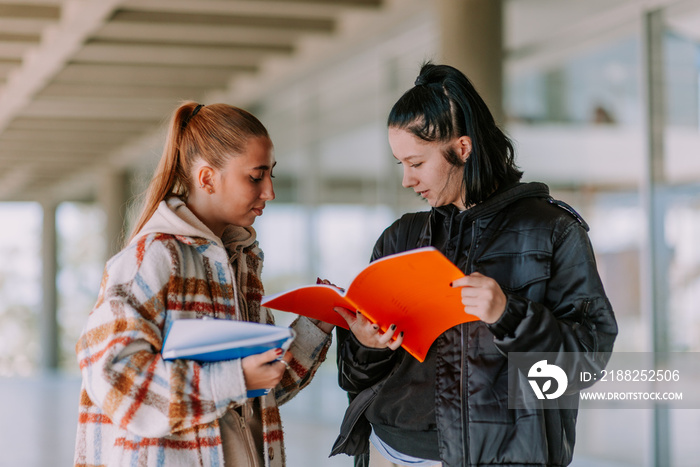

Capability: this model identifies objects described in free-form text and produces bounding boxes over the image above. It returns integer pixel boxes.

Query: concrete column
[437,0,504,124]
[97,170,128,259]
[39,199,58,371]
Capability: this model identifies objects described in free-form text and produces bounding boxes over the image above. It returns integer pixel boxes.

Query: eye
[395,160,422,168]
[250,176,262,183]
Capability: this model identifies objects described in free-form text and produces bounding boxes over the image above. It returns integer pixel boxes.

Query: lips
[252,206,264,216]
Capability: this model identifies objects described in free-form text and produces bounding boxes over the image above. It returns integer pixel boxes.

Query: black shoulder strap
[395,210,431,251]
[547,198,589,231]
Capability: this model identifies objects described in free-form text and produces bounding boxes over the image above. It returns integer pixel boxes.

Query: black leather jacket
[331,182,618,467]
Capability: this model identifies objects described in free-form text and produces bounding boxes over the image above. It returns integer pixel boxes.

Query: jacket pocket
[474,251,551,294]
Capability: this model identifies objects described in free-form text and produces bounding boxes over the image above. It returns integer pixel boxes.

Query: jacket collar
[428,182,551,260]
[434,181,550,226]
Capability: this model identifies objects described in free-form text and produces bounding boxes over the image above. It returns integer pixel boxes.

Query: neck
[186,192,225,238]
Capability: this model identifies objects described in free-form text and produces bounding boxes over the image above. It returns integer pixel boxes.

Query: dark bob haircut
[388,62,522,207]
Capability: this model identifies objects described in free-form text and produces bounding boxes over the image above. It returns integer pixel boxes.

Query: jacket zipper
[236,406,259,467]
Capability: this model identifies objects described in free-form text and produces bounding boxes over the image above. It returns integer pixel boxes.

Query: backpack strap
[395,210,431,251]
[547,198,589,231]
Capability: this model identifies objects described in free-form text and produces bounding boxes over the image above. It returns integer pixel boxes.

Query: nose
[401,167,415,188]
[261,176,275,201]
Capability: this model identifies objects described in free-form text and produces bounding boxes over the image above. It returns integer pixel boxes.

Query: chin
[229,217,254,228]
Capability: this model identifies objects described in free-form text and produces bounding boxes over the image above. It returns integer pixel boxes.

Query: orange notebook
[261,247,479,362]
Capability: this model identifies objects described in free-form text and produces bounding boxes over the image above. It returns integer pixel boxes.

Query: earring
[208,188,213,194]
[200,184,205,188]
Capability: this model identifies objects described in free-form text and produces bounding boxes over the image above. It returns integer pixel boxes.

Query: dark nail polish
[390,324,396,330]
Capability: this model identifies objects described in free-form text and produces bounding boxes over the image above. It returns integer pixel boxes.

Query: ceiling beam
[0,152,99,162]
[0,138,123,154]
[54,63,254,87]
[0,18,58,35]
[19,96,176,120]
[0,166,33,199]
[213,0,425,108]
[0,59,20,75]
[111,8,336,32]
[1,128,142,144]
[93,22,308,47]
[119,0,380,19]
[0,0,124,133]
[72,43,275,67]
[7,117,160,132]
[37,82,211,100]
[0,42,34,58]
[0,3,60,19]
[0,32,41,42]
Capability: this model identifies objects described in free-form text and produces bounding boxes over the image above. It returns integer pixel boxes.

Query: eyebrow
[393,155,422,162]
[251,161,277,170]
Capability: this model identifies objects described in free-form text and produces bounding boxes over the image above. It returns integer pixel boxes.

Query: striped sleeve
[76,235,247,438]
[274,315,332,405]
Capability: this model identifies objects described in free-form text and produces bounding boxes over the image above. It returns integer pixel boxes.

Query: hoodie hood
[132,197,223,247]
[435,181,550,223]
[432,182,551,263]
[131,197,258,257]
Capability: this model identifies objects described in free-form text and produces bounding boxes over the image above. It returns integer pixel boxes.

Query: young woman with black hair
[331,64,618,467]
[74,102,333,467]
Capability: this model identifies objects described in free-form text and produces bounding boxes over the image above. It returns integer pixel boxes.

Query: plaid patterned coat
[74,198,332,467]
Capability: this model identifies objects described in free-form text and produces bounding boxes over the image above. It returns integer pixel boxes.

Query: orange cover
[261,247,479,362]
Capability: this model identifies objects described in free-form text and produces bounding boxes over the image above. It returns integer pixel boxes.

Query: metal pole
[300,93,321,282]
[641,9,670,467]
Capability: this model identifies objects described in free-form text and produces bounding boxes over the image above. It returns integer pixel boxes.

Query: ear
[456,136,472,163]
[196,165,216,193]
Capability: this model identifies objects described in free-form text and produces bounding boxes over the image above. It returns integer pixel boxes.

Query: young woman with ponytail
[331,64,617,466]
[74,102,333,467]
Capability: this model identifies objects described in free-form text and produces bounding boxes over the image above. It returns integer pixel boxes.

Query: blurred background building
[0,0,699,465]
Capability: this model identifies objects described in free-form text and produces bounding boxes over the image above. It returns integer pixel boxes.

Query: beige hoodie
[134,196,260,321]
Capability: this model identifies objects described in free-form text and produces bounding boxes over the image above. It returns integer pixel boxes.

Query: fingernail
[316,277,322,284]
[275,348,284,356]
[356,310,362,316]
[390,324,396,330]
[399,332,404,337]
[449,282,453,287]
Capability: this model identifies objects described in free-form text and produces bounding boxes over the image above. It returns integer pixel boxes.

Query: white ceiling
[0,0,394,201]
[1,0,699,202]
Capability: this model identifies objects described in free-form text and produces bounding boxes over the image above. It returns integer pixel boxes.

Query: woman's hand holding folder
[334,306,404,351]
[242,347,294,392]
